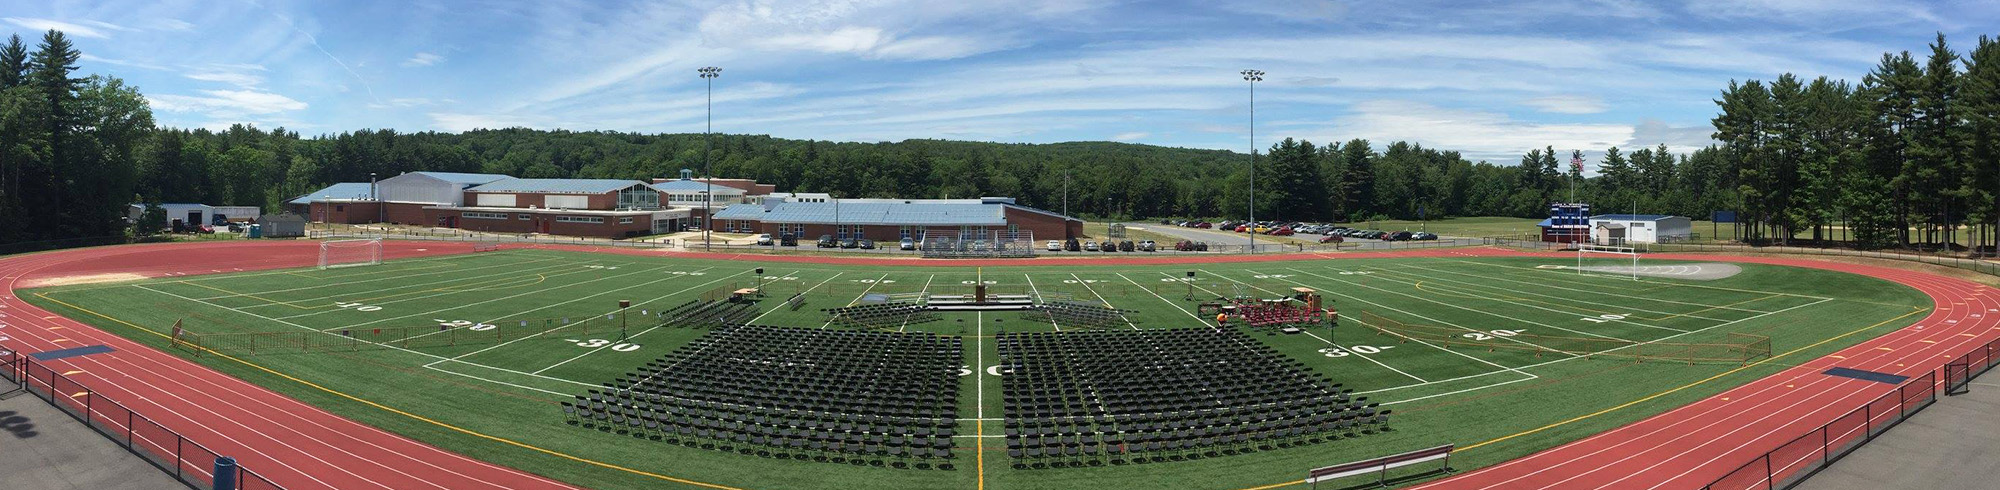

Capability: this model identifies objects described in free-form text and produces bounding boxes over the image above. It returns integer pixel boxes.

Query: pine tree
[1910,33,1965,248]
[0,35,26,89]
[1962,36,2000,254]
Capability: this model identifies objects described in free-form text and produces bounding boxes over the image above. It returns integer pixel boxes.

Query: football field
[22,248,1932,490]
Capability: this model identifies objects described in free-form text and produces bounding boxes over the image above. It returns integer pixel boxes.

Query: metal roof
[466,178,651,194]
[289,182,375,204]
[1591,214,1680,221]
[649,180,747,193]
[711,200,1010,226]
[409,172,510,185]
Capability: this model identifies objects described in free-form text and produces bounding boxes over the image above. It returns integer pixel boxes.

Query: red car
[1318,235,1343,243]
[1270,227,1295,236]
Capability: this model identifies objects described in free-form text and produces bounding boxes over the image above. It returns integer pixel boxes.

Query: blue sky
[7,0,1998,163]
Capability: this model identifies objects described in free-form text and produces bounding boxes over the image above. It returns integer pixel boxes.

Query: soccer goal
[320,238,383,269]
[1576,243,1640,280]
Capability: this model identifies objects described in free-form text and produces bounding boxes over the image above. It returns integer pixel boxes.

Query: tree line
[1710,33,2000,251]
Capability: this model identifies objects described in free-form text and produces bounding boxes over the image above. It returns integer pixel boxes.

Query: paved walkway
[0,390,182,490]
[1795,382,2000,490]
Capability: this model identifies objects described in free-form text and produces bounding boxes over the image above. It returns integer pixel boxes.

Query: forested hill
[150,125,1721,226]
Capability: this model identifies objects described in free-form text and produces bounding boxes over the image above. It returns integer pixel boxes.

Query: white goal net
[320,238,383,269]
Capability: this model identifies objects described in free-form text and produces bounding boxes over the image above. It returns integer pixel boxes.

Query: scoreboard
[1546,203,1591,243]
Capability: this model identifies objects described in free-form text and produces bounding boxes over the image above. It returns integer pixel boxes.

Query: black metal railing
[8,353,285,490]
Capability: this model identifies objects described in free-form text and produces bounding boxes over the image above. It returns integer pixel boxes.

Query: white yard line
[1280,267,1635,342]
[429,268,733,365]
[1022,273,1060,331]
[131,284,597,392]
[1395,261,1771,316]
[821,273,891,329]
[201,255,571,303]
[1152,272,1430,383]
[274,263,628,321]
[341,264,681,333]
[1461,260,1833,301]
[1357,265,1696,333]
[901,273,936,332]
[746,271,840,325]
[1068,273,1138,330]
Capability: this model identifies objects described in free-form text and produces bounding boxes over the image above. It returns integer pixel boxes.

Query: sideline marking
[1457,307,1927,452]
[32,287,746,490]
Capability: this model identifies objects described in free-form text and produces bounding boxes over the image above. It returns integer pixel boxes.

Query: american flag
[1571,154,1584,173]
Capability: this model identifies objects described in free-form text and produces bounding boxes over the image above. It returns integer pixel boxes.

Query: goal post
[320,238,383,269]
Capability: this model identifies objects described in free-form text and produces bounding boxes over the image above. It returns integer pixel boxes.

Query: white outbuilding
[1591,214,1692,245]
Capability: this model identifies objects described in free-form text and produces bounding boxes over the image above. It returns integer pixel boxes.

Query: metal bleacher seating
[995,328,1382,469]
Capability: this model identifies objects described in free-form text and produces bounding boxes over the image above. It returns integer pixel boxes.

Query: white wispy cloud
[184,71,264,88]
[3,17,120,38]
[1522,95,1609,114]
[1328,100,1634,163]
[1112,132,1149,141]
[429,112,540,132]
[402,52,445,67]
[148,89,307,115]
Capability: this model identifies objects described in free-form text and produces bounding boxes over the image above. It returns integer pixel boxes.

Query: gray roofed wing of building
[409,171,511,185]
[290,182,375,204]
[466,178,652,194]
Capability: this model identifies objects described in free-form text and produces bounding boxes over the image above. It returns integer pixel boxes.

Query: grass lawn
[24,249,1929,490]
[1081,222,1184,245]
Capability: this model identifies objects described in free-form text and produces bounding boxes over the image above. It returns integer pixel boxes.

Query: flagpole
[1573,152,1581,275]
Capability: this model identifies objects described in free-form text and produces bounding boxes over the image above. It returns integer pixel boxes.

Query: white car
[1047,240,1062,251]
[1084,241,1100,251]
[900,238,917,250]
[754,234,773,245]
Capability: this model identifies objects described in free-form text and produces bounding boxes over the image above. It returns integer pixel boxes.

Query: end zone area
[15,247,1937,490]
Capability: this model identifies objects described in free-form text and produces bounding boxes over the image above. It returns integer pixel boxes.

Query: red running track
[0,241,580,490]
[0,242,1991,490]
[1405,253,1998,490]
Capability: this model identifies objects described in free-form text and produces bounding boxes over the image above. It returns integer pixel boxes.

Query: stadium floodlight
[699,66,722,251]
[1241,69,1263,254]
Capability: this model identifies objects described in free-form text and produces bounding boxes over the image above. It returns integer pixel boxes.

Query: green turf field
[22,249,1932,490]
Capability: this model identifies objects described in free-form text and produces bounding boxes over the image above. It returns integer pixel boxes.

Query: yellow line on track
[33,292,749,490]
[1221,305,1928,490]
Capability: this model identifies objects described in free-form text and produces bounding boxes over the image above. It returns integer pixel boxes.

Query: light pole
[370,172,381,224]
[699,66,721,250]
[1241,69,1262,254]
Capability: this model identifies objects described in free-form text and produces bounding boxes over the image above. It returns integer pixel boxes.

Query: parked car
[1388,231,1413,241]
[1117,240,1134,252]
[816,235,838,248]
[1047,240,1062,251]
[1138,240,1157,252]
[755,233,773,246]
[1084,241,1100,251]
[901,238,917,250]
[859,239,877,249]
[1412,232,1438,241]
[1195,222,1212,229]
[780,233,799,246]
[1318,235,1343,244]
[1194,241,1209,251]
[840,238,860,249]
[1100,241,1117,252]
[1270,227,1295,236]
[1175,240,1194,251]
[1065,238,1081,251]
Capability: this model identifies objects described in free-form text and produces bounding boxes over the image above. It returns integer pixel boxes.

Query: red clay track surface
[0,242,1991,490]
